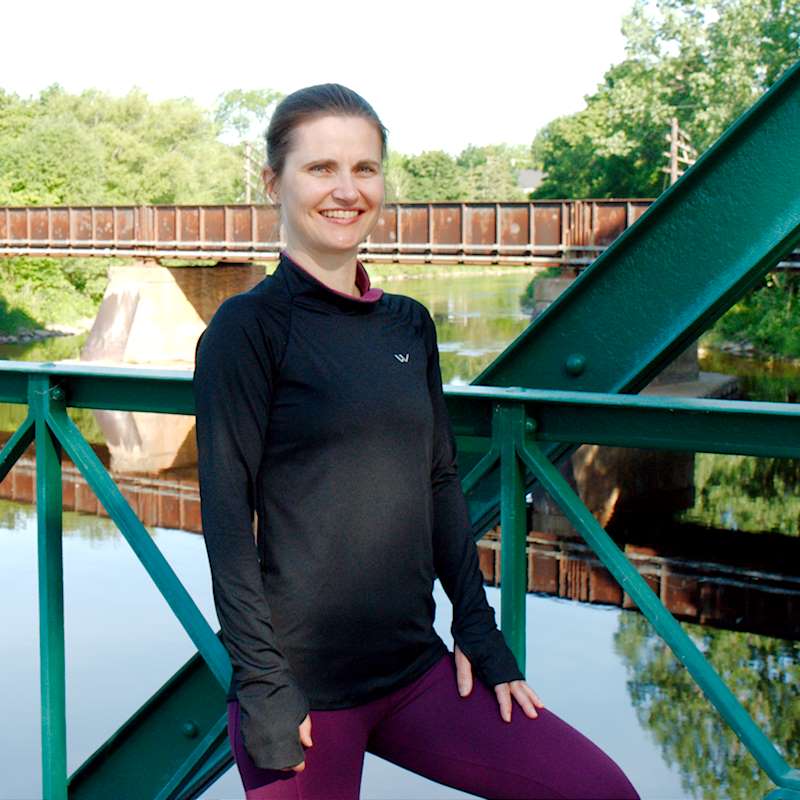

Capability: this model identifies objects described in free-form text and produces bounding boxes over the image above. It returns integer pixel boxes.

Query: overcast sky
[1,0,634,156]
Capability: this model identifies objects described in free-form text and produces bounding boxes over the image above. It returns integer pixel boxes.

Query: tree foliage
[457,144,531,202]
[214,88,283,141]
[399,149,464,202]
[0,85,535,207]
[387,143,533,202]
[0,85,243,205]
[531,0,800,198]
[705,272,800,358]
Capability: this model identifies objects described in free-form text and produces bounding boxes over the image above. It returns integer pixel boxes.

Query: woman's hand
[454,643,544,722]
[280,714,313,772]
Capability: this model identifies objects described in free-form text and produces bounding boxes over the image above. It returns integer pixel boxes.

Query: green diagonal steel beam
[766,789,800,800]
[517,432,800,794]
[44,403,231,690]
[68,650,229,799]
[462,58,800,537]
[154,716,231,800]
[0,413,34,481]
[478,60,800,393]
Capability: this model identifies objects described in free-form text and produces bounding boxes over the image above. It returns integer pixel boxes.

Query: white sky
[1,0,633,156]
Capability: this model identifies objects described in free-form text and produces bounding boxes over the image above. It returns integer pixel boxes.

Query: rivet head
[525,419,536,433]
[565,353,586,376]
[182,721,199,739]
[50,387,64,400]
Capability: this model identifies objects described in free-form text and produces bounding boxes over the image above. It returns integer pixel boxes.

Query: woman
[193,83,640,800]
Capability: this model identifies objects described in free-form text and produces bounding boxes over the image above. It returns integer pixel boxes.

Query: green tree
[214,88,283,141]
[383,149,414,201]
[531,0,800,199]
[457,144,531,201]
[0,85,243,205]
[401,150,464,201]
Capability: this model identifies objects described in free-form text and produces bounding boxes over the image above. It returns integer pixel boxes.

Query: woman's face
[265,114,384,262]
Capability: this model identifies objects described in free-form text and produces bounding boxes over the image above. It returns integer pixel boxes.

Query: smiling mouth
[319,209,363,221]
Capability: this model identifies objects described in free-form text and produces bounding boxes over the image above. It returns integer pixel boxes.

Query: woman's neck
[283,246,360,297]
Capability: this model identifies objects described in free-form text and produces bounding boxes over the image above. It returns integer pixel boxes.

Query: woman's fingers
[299,713,313,747]
[279,714,313,771]
[522,683,545,708]
[494,680,545,721]
[510,681,540,718]
[494,683,513,722]
[453,644,474,697]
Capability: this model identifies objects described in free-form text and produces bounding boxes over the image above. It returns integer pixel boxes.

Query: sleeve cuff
[454,628,525,688]
[236,679,311,770]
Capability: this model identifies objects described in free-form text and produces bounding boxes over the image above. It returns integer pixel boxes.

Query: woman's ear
[262,166,279,204]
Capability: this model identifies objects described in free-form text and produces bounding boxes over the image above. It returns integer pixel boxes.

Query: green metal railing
[1,361,798,799]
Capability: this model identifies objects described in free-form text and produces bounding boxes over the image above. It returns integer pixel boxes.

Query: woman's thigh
[366,652,640,800]
[227,699,371,800]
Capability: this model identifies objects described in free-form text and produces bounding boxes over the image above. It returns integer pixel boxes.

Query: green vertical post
[494,403,527,672]
[31,375,67,800]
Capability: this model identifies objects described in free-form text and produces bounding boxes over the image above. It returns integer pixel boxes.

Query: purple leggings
[227,651,640,800]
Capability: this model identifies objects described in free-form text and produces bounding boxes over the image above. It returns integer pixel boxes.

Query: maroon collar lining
[280,250,383,304]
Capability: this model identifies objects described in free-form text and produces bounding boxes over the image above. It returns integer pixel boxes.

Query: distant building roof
[517,168,545,192]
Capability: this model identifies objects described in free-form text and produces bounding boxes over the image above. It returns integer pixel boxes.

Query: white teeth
[320,210,360,219]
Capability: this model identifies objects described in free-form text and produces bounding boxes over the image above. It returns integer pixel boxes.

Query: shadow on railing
[1,361,798,800]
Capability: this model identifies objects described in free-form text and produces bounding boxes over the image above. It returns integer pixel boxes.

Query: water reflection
[0,330,88,362]
[614,613,800,800]
[699,348,800,403]
[679,454,800,535]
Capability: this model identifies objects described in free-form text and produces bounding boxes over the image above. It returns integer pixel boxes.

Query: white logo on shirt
[394,353,410,362]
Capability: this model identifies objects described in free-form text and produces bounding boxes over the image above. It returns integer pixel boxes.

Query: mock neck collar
[275,250,384,311]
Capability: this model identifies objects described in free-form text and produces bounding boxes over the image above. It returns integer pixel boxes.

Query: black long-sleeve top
[192,250,523,770]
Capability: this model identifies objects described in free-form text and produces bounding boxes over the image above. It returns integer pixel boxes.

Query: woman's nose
[331,173,359,203]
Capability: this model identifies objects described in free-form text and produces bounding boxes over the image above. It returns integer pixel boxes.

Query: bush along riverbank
[700,272,800,361]
[0,257,110,342]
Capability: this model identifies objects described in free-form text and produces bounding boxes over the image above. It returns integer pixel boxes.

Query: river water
[1,268,798,800]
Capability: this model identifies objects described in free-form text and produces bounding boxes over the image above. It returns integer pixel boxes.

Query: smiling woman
[192,82,640,800]
[262,112,384,289]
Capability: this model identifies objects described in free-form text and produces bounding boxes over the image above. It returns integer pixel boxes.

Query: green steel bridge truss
[1,56,799,800]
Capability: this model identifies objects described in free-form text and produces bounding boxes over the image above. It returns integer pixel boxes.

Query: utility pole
[243,141,269,204]
[245,141,253,204]
[662,117,697,185]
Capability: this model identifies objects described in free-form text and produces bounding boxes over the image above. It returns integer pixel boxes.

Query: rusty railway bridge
[1,199,798,268]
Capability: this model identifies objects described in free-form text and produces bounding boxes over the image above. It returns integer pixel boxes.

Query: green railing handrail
[1,361,798,799]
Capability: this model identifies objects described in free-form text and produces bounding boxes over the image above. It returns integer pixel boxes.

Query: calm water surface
[1,268,798,800]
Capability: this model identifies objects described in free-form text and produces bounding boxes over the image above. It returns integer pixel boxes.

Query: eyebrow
[303,158,381,169]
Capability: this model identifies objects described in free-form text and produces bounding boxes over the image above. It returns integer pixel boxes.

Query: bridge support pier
[67,261,269,474]
[80,261,267,366]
